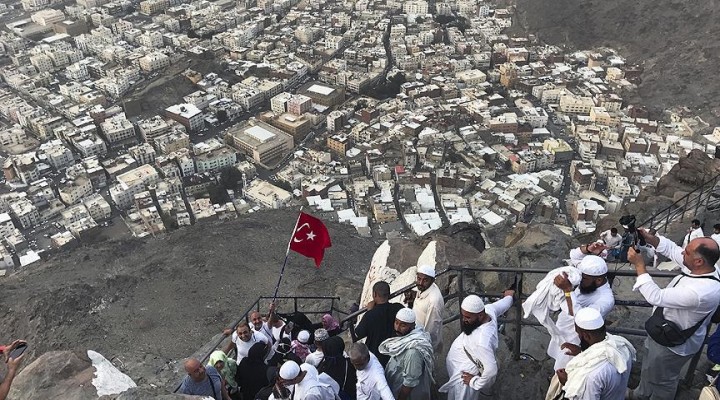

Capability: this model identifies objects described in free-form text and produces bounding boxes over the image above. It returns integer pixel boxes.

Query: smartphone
[7,343,27,360]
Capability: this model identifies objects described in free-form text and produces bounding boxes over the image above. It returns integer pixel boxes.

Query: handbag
[645,274,720,347]
[699,374,720,400]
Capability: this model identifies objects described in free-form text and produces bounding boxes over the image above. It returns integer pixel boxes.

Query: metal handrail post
[514,272,523,361]
[663,206,672,235]
[458,268,465,332]
[681,195,690,223]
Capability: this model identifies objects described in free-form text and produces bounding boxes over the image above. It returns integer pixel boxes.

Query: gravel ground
[0,210,379,389]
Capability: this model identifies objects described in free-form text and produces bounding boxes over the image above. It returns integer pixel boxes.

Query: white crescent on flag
[293,222,316,242]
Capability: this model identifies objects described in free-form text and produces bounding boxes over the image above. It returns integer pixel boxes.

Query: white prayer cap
[417,264,436,278]
[461,295,485,314]
[574,307,604,330]
[578,255,608,276]
[298,330,310,344]
[279,360,301,380]
[396,307,416,323]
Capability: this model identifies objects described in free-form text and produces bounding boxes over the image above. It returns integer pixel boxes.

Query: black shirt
[354,302,404,366]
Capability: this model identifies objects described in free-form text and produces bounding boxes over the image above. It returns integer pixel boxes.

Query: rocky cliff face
[0,210,378,396]
[504,0,720,126]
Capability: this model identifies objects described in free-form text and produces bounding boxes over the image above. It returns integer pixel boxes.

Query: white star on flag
[306,231,316,241]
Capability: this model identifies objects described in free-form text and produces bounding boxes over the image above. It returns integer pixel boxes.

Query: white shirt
[292,364,336,400]
[252,321,274,343]
[683,227,704,248]
[552,249,615,369]
[413,283,445,352]
[633,235,720,355]
[599,230,622,249]
[271,324,291,343]
[566,350,632,400]
[440,296,514,398]
[356,353,394,400]
[712,233,720,248]
[305,350,323,367]
[231,331,269,364]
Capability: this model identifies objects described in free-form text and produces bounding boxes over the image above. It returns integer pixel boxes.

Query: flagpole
[271,206,304,304]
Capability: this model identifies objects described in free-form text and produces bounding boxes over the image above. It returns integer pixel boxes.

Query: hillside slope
[0,210,378,388]
[508,0,720,125]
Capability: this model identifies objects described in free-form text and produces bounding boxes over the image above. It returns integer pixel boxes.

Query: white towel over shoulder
[522,267,581,340]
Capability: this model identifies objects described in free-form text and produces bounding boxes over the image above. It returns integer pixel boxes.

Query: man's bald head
[694,237,720,265]
[349,342,371,371]
[250,311,263,329]
[685,237,720,271]
[184,358,206,382]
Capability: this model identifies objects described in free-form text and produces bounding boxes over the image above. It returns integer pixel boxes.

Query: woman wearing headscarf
[317,336,357,400]
[237,342,270,400]
[207,350,238,398]
[322,314,342,337]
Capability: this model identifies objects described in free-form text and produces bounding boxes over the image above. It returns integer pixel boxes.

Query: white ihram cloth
[356,353,394,400]
[439,296,514,400]
[522,267,582,355]
[683,227,704,248]
[413,283,445,353]
[527,250,616,369]
[562,334,636,400]
[273,363,337,400]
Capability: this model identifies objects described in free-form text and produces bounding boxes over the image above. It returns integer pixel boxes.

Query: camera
[619,214,646,248]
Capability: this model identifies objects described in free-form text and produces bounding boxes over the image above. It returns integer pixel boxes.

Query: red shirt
[0,345,5,353]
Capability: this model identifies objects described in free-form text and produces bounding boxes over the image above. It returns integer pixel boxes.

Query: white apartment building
[521,107,549,128]
[607,175,632,199]
[165,104,204,133]
[59,176,93,205]
[244,180,292,209]
[137,31,164,48]
[194,146,236,173]
[72,134,107,158]
[9,198,40,229]
[101,114,136,145]
[271,92,292,115]
[129,142,156,165]
[0,213,16,237]
[559,91,594,114]
[109,164,160,209]
[403,0,428,14]
[138,52,170,72]
[40,140,74,169]
[83,193,111,221]
[30,54,53,72]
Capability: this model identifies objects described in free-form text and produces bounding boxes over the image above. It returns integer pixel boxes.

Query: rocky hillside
[0,210,379,390]
[506,0,720,125]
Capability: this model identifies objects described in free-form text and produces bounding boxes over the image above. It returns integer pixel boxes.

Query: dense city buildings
[0,0,716,276]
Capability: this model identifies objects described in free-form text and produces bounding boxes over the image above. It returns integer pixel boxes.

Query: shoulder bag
[645,274,720,347]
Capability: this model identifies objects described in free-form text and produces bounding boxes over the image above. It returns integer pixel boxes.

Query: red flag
[289,212,332,267]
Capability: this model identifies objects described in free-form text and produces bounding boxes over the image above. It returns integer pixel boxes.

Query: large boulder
[358,225,487,309]
[8,349,209,400]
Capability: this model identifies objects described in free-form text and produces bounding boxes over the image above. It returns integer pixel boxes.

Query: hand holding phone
[8,343,27,361]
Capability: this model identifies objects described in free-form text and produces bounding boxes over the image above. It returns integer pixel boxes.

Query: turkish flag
[289,212,332,267]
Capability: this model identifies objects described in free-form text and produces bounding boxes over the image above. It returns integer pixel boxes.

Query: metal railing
[175,173,720,392]
[640,171,720,235]
[339,266,711,386]
[173,295,343,393]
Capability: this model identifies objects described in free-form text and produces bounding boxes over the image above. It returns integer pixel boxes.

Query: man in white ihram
[527,242,615,371]
[405,264,445,353]
[554,307,635,400]
[439,292,515,399]
[276,360,336,400]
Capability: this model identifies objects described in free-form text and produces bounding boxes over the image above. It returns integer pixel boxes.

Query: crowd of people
[174,225,720,400]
